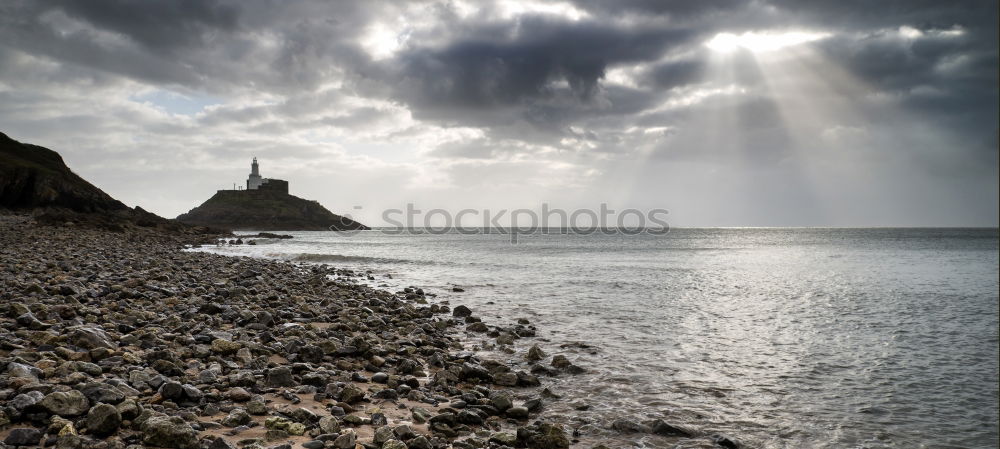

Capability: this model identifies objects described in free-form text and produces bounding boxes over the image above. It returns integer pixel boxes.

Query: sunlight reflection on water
[201,228,999,448]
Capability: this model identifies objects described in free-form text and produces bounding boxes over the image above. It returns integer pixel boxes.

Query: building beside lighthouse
[244,157,288,194]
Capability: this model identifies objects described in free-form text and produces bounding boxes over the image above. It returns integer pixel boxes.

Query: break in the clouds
[0,0,996,226]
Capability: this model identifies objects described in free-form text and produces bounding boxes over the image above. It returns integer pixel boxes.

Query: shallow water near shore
[201,228,999,448]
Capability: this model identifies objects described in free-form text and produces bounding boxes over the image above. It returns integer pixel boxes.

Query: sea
[197,228,999,449]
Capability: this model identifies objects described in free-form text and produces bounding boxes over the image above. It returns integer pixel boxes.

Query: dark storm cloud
[393,16,699,108]
[0,0,378,93]
[42,0,240,54]
[814,28,994,94]
[3,0,991,134]
[765,0,997,31]
[642,58,707,90]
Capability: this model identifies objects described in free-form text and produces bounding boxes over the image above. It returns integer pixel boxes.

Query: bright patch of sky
[705,30,832,53]
[131,89,221,116]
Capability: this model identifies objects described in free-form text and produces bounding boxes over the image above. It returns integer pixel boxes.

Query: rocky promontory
[177,190,368,232]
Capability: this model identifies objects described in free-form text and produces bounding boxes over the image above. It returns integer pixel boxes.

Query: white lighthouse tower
[247,157,263,190]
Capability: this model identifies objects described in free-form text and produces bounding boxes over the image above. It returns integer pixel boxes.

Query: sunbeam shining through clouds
[705,30,832,53]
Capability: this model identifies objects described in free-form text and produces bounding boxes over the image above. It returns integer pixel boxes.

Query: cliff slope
[0,132,127,212]
[0,132,223,236]
[176,189,368,231]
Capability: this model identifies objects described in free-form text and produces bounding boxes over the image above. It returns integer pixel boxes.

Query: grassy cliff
[0,132,128,212]
[0,131,223,236]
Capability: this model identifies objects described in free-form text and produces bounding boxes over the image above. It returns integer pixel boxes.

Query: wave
[274,252,413,265]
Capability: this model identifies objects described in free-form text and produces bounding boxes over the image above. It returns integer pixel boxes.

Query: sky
[0,0,996,227]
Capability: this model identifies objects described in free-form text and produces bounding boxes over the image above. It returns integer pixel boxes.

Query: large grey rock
[67,326,115,349]
[227,387,251,402]
[650,419,692,437]
[408,436,431,449]
[338,384,365,403]
[158,381,184,400]
[116,399,142,420]
[490,391,513,411]
[374,426,394,445]
[6,362,39,379]
[10,391,44,410]
[4,428,42,446]
[85,403,122,436]
[40,390,89,416]
[209,438,237,449]
[523,423,570,449]
[318,416,340,434]
[141,415,199,449]
[526,344,546,361]
[611,419,651,433]
[80,382,126,405]
[16,312,46,330]
[382,440,407,449]
[505,406,529,419]
[333,430,356,449]
[266,367,294,387]
[221,408,251,427]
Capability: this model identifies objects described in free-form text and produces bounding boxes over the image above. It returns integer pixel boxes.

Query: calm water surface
[200,228,999,449]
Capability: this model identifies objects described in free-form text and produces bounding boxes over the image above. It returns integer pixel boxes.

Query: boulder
[526,345,546,361]
[40,390,89,417]
[333,430,356,449]
[80,382,126,405]
[211,339,242,355]
[4,428,42,446]
[266,367,295,387]
[10,391,44,411]
[521,423,570,449]
[318,416,340,434]
[141,415,199,449]
[382,440,407,449]
[650,419,692,437]
[67,326,115,350]
[85,403,121,437]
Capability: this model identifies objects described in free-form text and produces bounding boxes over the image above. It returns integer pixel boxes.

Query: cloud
[42,0,240,54]
[0,0,995,225]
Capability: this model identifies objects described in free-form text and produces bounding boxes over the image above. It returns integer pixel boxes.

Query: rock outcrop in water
[177,189,368,231]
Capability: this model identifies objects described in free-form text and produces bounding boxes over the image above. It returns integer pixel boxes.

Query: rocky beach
[0,213,711,449]
[0,213,568,449]
[0,130,720,449]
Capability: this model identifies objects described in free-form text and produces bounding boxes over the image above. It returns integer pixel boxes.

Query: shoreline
[0,214,736,449]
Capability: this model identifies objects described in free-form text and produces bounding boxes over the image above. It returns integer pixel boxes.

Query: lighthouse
[247,157,263,190]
